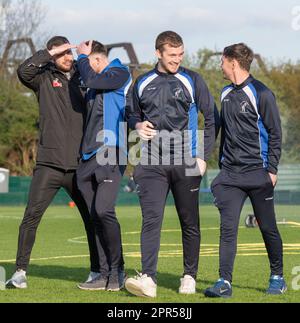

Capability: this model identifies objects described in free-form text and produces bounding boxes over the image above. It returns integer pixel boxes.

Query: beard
[55,60,73,72]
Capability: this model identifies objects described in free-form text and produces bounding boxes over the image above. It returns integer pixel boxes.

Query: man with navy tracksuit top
[75,41,132,292]
[125,31,219,298]
[205,43,287,298]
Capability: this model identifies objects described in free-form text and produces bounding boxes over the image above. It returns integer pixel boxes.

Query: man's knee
[20,206,43,229]
[259,223,281,239]
[93,208,116,224]
[182,225,200,237]
[221,222,239,242]
[76,178,85,196]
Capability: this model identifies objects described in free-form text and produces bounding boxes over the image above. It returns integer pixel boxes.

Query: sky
[41,0,300,64]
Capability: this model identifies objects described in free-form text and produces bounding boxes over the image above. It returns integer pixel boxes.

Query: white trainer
[179,275,196,295]
[6,270,28,289]
[125,272,157,298]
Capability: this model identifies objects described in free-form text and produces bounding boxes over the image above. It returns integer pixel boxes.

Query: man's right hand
[48,44,77,57]
[136,121,157,141]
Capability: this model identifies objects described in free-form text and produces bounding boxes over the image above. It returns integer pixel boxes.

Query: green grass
[0,204,299,303]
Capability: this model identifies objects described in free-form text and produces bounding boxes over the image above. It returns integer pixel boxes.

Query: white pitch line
[1,249,300,263]
[123,228,223,235]
[286,222,300,227]
[0,255,90,263]
[0,216,22,220]
[2,222,299,263]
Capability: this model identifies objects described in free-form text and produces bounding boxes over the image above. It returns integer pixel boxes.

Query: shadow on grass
[198,279,265,294]
[124,270,265,298]
[1,263,91,284]
[1,264,265,296]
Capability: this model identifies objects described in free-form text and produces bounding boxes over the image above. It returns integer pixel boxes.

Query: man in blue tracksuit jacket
[75,41,132,292]
[205,43,287,298]
[125,31,219,298]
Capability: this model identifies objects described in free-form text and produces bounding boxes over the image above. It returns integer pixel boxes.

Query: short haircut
[223,43,254,72]
[47,36,69,50]
[156,31,184,52]
[86,41,108,57]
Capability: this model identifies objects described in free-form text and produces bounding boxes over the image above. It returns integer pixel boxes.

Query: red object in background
[69,201,76,208]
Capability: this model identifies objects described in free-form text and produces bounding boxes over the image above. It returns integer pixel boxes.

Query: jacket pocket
[39,118,58,149]
[95,165,118,184]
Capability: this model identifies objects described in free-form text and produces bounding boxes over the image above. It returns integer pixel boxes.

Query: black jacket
[220,75,282,174]
[17,50,86,171]
[126,65,219,162]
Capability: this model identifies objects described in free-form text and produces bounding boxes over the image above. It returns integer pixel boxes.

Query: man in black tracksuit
[6,36,107,289]
[125,31,219,298]
[75,41,132,292]
[205,43,287,298]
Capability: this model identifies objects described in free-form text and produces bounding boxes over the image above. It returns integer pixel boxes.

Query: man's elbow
[16,66,27,84]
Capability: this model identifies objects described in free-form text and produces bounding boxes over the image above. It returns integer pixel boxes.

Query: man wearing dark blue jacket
[125,31,219,298]
[205,43,287,298]
[75,41,132,292]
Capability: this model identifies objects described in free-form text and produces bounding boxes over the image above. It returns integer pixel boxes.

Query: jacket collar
[102,59,128,74]
[232,74,254,90]
[154,64,184,77]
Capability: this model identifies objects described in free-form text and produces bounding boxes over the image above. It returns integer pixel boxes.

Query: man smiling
[6,36,104,289]
[125,31,219,298]
[205,43,286,298]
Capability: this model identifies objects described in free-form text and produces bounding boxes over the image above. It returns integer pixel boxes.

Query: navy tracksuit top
[220,75,282,175]
[77,55,132,161]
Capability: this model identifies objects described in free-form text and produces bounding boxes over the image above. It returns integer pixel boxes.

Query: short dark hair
[156,31,184,52]
[47,36,69,50]
[223,43,254,72]
[86,41,108,56]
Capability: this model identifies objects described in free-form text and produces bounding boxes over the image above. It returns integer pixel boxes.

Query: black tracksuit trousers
[16,165,104,274]
[211,168,284,283]
[77,157,125,275]
[134,164,203,281]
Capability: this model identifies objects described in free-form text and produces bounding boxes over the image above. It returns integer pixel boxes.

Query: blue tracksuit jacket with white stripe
[77,55,132,161]
[220,75,282,174]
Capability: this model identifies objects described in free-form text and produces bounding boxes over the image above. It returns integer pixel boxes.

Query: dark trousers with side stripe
[77,157,125,275]
[134,164,203,281]
[16,165,104,274]
[211,168,284,283]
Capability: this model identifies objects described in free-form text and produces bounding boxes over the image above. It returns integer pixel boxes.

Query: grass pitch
[0,204,299,303]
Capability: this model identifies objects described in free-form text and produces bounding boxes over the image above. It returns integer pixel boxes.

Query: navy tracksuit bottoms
[77,157,125,275]
[134,164,203,281]
[211,168,284,283]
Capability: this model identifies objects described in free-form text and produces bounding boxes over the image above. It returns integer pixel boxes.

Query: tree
[0,0,46,175]
[0,81,39,175]
[0,0,46,80]
[268,62,300,162]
